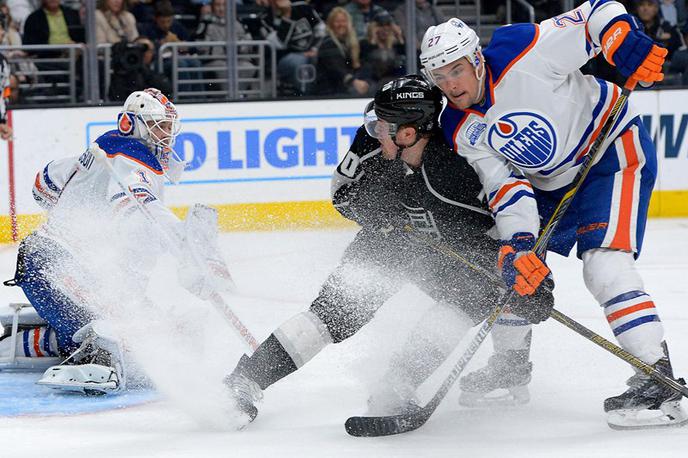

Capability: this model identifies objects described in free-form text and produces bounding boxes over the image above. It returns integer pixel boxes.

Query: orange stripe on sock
[610,129,640,251]
[606,301,655,323]
[33,328,44,357]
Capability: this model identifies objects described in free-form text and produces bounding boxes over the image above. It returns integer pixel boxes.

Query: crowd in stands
[0,0,686,105]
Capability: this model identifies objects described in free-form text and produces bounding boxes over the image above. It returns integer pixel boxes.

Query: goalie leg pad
[583,249,664,364]
[0,326,59,358]
[16,236,96,355]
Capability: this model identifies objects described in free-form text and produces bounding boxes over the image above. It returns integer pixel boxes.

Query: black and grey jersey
[0,52,10,124]
[261,2,326,52]
[332,126,497,252]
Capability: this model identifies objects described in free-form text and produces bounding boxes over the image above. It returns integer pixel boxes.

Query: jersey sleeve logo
[465,120,487,146]
[487,112,558,169]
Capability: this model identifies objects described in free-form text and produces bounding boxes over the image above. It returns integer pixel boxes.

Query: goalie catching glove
[177,204,236,300]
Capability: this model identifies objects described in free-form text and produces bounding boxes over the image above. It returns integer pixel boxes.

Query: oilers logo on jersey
[487,112,558,169]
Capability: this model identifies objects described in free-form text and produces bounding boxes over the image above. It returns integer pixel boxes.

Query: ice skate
[605,357,688,430]
[37,321,125,395]
[224,354,263,426]
[459,350,532,407]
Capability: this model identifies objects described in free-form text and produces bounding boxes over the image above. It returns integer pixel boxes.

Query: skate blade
[607,401,688,430]
[459,385,530,408]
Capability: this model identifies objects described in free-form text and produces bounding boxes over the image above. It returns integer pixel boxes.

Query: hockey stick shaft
[407,228,688,400]
[96,148,258,351]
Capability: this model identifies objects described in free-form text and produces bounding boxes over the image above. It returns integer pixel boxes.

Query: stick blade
[344,409,431,437]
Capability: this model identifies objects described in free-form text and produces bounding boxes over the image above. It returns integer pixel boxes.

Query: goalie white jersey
[440,0,639,239]
[32,130,180,252]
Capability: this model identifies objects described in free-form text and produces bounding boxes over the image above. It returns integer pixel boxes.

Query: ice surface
[1,219,687,457]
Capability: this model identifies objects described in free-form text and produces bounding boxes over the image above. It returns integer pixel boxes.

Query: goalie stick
[345,77,638,437]
[94,146,258,351]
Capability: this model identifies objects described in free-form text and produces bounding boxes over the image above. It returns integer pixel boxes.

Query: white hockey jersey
[440,0,638,240]
[32,130,180,254]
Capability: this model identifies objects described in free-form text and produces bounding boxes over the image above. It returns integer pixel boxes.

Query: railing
[506,0,535,24]
[0,44,87,105]
[157,40,277,101]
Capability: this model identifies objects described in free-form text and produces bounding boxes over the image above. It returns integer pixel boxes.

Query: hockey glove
[508,277,555,324]
[177,204,235,300]
[600,14,667,83]
[498,233,551,296]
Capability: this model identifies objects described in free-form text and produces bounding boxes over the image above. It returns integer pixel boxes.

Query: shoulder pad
[483,23,538,84]
[95,130,163,174]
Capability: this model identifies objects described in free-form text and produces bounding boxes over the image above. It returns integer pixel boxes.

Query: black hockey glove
[507,276,555,324]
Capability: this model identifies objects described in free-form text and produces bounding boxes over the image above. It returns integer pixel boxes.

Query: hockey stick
[406,228,688,400]
[93,147,259,351]
[345,78,639,437]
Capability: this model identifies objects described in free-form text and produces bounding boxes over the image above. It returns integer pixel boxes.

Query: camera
[111,41,147,75]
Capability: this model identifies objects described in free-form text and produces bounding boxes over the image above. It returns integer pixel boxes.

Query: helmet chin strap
[391,129,422,155]
[473,57,486,105]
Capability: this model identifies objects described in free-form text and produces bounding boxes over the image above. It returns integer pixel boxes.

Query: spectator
[635,0,684,59]
[259,0,325,96]
[309,0,345,19]
[344,0,387,41]
[139,0,190,53]
[6,0,40,33]
[0,3,22,45]
[129,0,155,26]
[359,10,404,91]
[108,36,172,99]
[23,0,84,47]
[315,6,369,96]
[195,0,257,94]
[140,1,202,95]
[392,0,444,50]
[659,0,687,28]
[95,0,139,44]
[0,7,38,88]
[668,22,688,84]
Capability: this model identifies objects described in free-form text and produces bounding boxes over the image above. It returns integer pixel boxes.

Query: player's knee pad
[309,286,382,344]
[273,310,333,368]
[582,248,644,304]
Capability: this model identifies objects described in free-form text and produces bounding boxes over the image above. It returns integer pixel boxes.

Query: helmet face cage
[119,88,181,152]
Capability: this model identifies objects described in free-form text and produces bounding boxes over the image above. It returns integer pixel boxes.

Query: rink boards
[0,90,687,243]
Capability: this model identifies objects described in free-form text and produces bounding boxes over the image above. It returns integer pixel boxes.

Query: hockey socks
[239,334,298,390]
